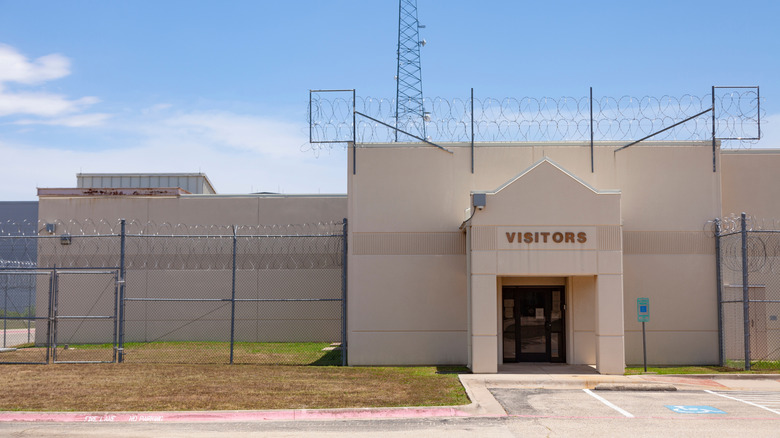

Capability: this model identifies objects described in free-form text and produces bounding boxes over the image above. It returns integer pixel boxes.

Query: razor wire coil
[308,91,763,148]
[0,219,344,270]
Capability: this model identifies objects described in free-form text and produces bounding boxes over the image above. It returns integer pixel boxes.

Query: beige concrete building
[347,141,779,374]
[33,144,780,373]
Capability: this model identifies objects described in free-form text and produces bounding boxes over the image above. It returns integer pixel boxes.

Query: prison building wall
[34,193,347,345]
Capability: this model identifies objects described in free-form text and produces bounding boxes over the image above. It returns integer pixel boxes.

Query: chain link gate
[0,270,50,364]
[51,270,120,364]
[716,214,780,371]
[0,268,119,364]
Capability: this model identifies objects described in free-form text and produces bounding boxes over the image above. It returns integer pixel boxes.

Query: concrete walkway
[0,327,35,348]
[2,364,779,423]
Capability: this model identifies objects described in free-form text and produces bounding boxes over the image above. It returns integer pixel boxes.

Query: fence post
[714,218,724,366]
[46,266,55,364]
[112,270,119,364]
[118,219,126,363]
[740,213,751,370]
[590,87,594,173]
[230,225,237,365]
[352,89,357,175]
[51,266,58,363]
[341,218,348,366]
[712,85,717,173]
[470,87,474,174]
[2,281,6,348]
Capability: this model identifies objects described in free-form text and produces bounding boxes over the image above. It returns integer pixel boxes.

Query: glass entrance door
[502,286,565,363]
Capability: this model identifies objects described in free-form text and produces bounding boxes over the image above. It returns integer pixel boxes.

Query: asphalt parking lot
[490,388,780,420]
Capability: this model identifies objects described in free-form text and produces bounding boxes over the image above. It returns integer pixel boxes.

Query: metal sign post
[637,297,650,372]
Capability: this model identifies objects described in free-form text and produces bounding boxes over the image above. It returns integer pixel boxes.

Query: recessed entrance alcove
[463,158,625,374]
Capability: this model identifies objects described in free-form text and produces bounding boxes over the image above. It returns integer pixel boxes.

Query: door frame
[502,285,566,363]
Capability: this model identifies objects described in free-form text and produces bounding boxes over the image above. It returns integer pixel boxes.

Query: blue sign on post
[638,297,650,371]
[637,297,649,322]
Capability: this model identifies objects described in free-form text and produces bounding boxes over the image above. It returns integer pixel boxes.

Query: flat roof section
[77,173,216,194]
[37,188,189,197]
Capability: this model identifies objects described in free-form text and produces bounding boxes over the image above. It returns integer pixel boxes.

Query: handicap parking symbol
[665,405,726,414]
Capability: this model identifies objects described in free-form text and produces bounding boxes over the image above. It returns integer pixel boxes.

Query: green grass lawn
[2,341,344,365]
[59,341,342,365]
[625,364,780,375]
[0,319,35,330]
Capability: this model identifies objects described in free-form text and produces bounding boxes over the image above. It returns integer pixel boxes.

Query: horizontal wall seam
[353,232,466,255]
[472,223,622,227]
[492,248,599,251]
[597,225,622,251]
[351,254,465,258]
[350,330,467,333]
[623,230,714,255]
[622,253,715,257]
[624,329,718,333]
[497,272,601,276]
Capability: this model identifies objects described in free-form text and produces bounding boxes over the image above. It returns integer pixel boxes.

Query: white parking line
[583,389,634,418]
[705,390,780,416]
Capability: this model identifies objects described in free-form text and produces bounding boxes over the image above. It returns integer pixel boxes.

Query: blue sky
[1,0,778,200]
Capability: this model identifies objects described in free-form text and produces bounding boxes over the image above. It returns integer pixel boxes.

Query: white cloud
[0,134,346,201]
[12,113,111,127]
[0,44,70,87]
[0,44,343,200]
[0,93,100,118]
[0,43,102,121]
[0,108,348,201]
[141,103,173,115]
[157,112,309,158]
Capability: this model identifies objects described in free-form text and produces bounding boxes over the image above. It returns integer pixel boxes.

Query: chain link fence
[0,219,347,366]
[716,214,780,370]
[0,263,40,362]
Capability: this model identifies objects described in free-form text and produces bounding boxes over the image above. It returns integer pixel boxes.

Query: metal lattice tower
[395,0,426,141]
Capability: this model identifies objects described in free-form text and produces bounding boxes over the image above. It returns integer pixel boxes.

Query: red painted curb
[1,329,34,334]
[0,407,472,423]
